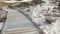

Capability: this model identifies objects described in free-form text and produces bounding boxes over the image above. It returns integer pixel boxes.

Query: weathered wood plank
[2,8,40,34]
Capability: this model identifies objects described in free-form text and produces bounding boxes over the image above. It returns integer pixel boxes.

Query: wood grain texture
[0,2,15,6]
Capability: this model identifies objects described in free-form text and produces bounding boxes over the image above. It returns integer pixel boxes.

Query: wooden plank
[2,9,40,34]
